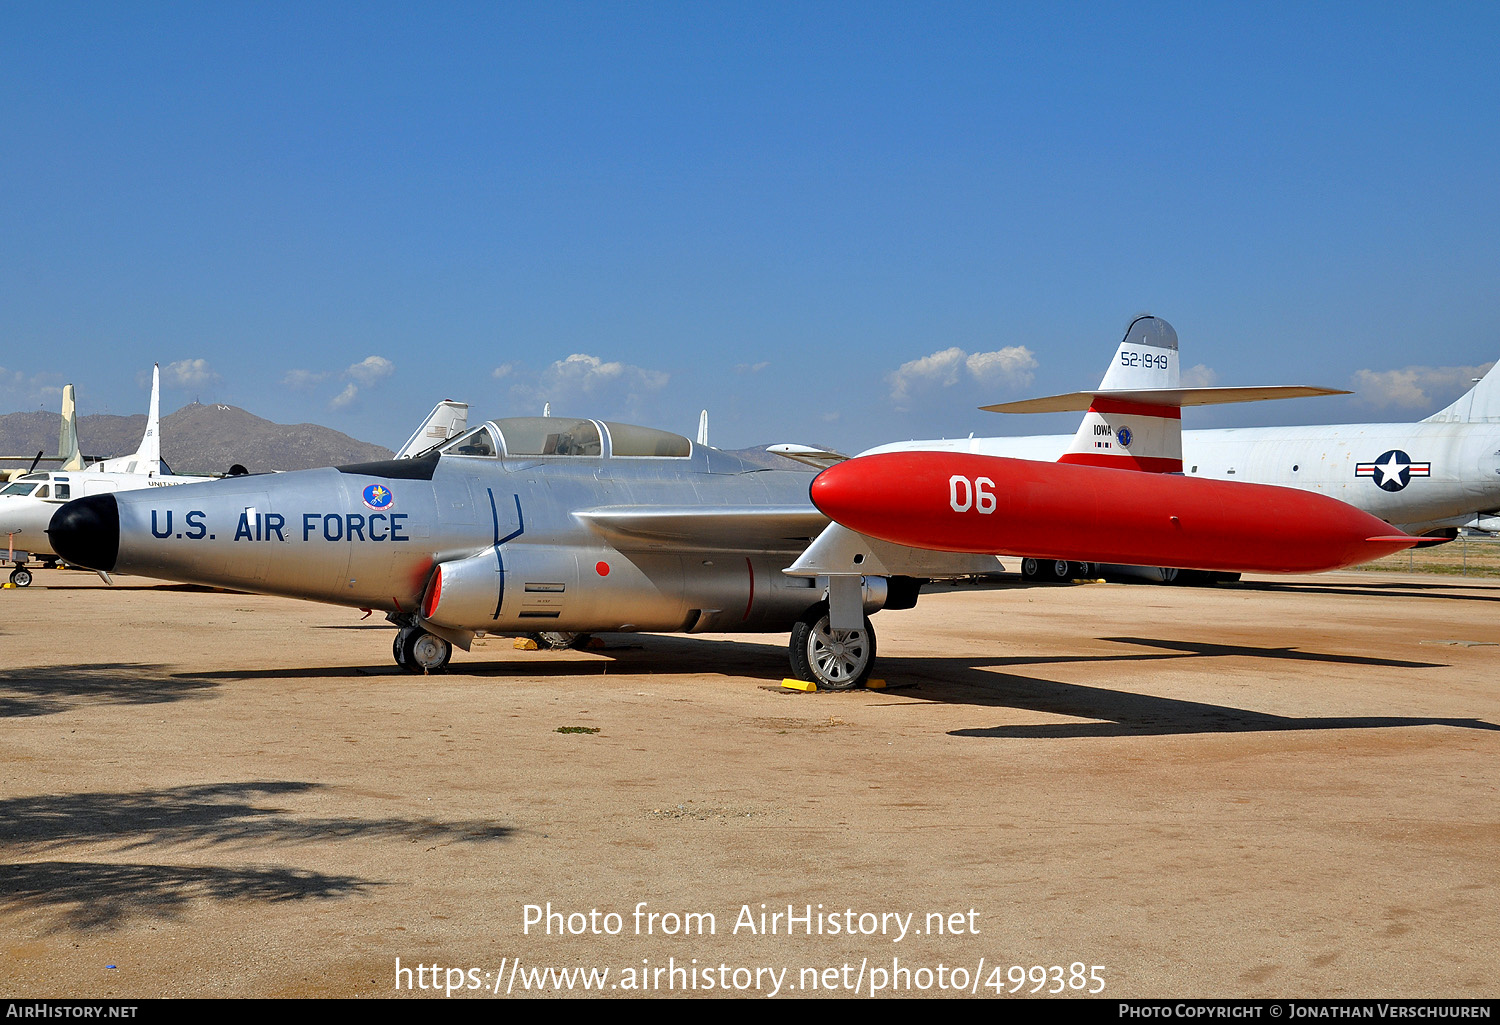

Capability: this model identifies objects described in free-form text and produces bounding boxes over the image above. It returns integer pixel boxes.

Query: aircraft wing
[981,385,1349,414]
[576,506,828,553]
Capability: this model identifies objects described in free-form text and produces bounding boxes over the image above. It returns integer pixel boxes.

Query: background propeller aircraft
[1,366,212,586]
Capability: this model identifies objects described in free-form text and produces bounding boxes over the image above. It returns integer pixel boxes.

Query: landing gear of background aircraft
[392,625,452,673]
[9,567,32,587]
[789,600,876,691]
[1020,558,1089,583]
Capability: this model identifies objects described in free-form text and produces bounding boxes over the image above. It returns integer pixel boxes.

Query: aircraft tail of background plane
[1,383,83,481]
[981,315,1346,473]
[395,400,469,459]
[1422,359,1500,423]
[88,363,163,475]
[57,384,83,471]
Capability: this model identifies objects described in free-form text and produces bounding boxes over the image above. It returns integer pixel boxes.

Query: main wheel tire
[1050,559,1072,582]
[539,631,580,650]
[1020,558,1041,581]
[789,601,876,691]
[10,567,32,587]
[393,628,413,670]
[402,630,452,673]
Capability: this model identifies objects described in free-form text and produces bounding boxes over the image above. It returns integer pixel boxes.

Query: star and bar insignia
[1355,450,1431,492]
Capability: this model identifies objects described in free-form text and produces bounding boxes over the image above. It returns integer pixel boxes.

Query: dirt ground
[1,567,1497,999]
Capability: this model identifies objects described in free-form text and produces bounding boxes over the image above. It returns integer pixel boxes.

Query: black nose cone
[48,494,119,572]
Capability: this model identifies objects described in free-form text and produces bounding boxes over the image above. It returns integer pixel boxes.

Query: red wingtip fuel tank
[811,452,1420,574]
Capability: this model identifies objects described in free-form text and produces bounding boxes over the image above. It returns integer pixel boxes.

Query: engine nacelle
[421,544,833,634]
[421,550,510,630]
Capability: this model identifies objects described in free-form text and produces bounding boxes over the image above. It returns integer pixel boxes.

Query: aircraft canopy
[439,418,691,460]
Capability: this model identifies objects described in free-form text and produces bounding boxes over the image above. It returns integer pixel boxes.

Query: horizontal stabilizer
[765,444,848,469]
[982,385,1348,414]
[577,506,828,553]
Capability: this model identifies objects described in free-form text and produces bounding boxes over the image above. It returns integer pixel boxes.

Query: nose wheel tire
[789,600,876,691]
[394,626,452,673]
[9,567,32,587]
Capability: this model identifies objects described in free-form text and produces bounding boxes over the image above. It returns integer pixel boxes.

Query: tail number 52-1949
[949,475,996,514]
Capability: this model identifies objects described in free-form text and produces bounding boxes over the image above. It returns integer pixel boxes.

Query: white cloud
[0,367,61,406]
[492,363,515,380]
[963,347,1038,388]
[347,355,395,386]
[1351,362,1495,411]
[281,369,328,390]
[887,345,1036,408]
[329,383,359,409]
[1180,363,1220,388]
[735,361,770,374]
[504,353,671,420]
[540,353,668,397]
[164,358,220,389]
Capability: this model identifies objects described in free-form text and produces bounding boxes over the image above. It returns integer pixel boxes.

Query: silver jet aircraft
[47,415,995,686]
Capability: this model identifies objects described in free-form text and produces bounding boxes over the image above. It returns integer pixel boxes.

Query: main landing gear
[788,600,876,691]
[393,625,452,673]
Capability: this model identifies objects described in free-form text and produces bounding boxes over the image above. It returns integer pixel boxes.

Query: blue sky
[2,2,1498,452]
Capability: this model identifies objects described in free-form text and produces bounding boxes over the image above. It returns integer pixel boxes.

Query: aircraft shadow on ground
[0,663,217,718]
[166,634,1492,743]
[0,781,512,933]
[880,636,1492,740]
[1230,578,1500,605]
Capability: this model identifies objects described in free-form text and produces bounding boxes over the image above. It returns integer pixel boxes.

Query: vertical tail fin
[87,364,163,474]
[395,400,470,458]
[58,384,84,471]
[1423,360,1500,423]
[697,409,709,446]
[1058,315,1184,472]
[135,363,162,474]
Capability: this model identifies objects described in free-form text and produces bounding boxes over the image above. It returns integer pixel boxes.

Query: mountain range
[0,402,394,475]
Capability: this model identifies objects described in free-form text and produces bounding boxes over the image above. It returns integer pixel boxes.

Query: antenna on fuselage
[543,402,551,417]
[697,410,709,446]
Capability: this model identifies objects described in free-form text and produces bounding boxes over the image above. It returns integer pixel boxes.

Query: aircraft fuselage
[50,447,831,637]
